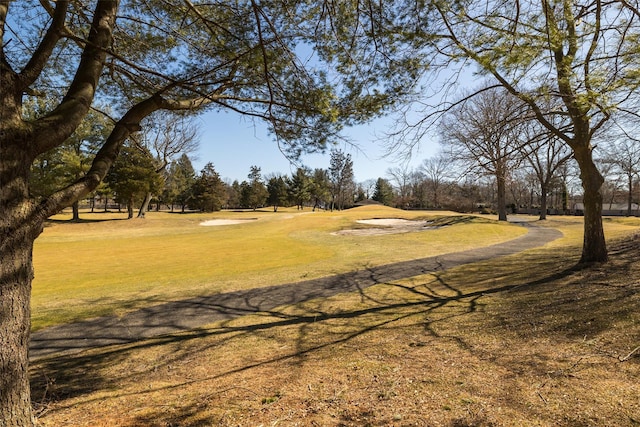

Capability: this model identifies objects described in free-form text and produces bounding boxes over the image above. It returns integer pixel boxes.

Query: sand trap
[200,219,257,226]
[333,218,435,236]
[356,218,429,227]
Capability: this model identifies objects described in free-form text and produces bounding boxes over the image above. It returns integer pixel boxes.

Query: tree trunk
[1,156,42,427]
[496,171,508,221]
[72,200,80,221]
[137,192,152,218]
[0,234,36,427]
[127,200,134,219]
[574,146,608,263]
[539,184,548,220]
[628,175,633,217]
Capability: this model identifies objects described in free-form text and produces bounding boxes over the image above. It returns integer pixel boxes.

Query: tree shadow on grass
[44,216,129,225]
[30,224,562,359]
[30,251,585,423]
[30,230,640,425]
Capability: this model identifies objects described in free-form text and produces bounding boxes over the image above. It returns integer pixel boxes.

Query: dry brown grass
[31,219,640,426]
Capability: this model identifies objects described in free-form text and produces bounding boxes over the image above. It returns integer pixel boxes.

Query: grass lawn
[30,208,640,426]
[32,206,525,331]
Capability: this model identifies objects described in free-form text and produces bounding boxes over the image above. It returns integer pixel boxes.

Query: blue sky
[189,63,480,184]
[192,110,440,184]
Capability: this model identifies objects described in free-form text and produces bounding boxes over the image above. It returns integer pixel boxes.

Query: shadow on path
[30,224,562,360]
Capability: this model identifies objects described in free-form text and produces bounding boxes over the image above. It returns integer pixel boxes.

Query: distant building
[572,203,640,216]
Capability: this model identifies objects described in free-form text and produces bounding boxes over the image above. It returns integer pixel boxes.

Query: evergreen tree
[164,154,196,212]
[105,142,163,219]
[191,163,227,212]
[29,106,112,220]
[328,149,356,210]
[267,175,290,212]
[372,178,395,206]
[310,168,331,211]
[287,167,312,209]
[244,166,268,210]
[227,180,242,209]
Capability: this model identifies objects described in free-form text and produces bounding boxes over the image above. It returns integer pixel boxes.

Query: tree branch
[18,0,68,90]
[32,1,118,156]
[0,1,10,67]
[34,87,212,221]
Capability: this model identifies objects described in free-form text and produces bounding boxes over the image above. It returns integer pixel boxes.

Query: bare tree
[521,121,574,220]
[386,164,414,208]
[600,136,640,216]
[135,114,201,217]
[420,153,454,208]
[441,86,526,221]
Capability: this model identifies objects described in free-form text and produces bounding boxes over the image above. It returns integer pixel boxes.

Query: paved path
[30,223,562,360]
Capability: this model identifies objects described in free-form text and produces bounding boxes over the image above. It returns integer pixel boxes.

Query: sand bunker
[333,218,435,236]
[200,219,257,226]
[356,218,429,227]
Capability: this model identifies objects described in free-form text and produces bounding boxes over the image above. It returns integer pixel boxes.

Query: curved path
[30,223,562,360]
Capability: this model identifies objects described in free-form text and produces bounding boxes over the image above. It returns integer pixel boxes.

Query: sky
[189,62,480,184]
[191,109,441,184]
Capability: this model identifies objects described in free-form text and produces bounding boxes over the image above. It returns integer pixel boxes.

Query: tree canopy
[4,1,640,424]
[0,2,390,424]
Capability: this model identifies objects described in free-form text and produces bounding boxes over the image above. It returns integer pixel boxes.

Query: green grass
[32,206,528,331]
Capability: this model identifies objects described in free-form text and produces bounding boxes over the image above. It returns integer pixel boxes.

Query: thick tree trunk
[1,154,42,427]
[574,146,608,263]
[0,231,37,427]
